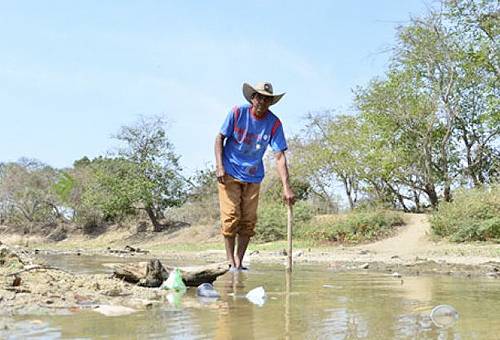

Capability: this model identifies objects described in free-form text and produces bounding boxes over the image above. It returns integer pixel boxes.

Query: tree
[297,113,363,210]
[112,115,186,231]
[0,159,61,227]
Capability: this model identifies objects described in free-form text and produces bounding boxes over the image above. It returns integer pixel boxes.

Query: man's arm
[215,133,226,184]
[275,151,295,205]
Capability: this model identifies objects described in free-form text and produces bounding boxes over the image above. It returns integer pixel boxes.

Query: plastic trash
[196,283,220,298]
[166,291,184,307]
[430,304,459,328]
[161,268,187,292]
[246,286,267,306]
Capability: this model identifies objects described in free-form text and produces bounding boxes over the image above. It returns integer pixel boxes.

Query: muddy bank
[0,241,498,332]
[29,245,500,279]
[0,243,228,321]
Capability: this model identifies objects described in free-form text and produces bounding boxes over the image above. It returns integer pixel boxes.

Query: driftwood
[112,259,229,287]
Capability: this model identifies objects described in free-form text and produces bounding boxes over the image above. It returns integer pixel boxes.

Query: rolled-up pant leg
[218,175,242,237]
[218,175,260,238]
[239,181,260,238]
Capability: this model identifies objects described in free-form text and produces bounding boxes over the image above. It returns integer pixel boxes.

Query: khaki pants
[218,175,260,238]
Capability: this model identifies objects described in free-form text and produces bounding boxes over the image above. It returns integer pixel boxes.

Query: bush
[431,186,500,242]
[253,201,314,243]
[298,209,404,243]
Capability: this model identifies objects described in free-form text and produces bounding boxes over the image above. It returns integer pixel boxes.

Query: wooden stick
[286,204,293,272]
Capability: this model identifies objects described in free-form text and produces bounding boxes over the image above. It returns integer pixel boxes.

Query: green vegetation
[297,210,404,244]
[291,0,498,212]
[253,201,314,243]
[431,186,500,242]
[0,0,497,244]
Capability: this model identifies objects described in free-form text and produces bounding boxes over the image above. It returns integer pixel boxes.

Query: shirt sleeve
[270,119,288,152]
[219,107,236,137]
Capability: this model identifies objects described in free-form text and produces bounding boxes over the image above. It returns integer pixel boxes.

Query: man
[214,81,295,271]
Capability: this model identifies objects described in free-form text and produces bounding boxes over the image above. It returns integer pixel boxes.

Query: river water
[3,256,500,339]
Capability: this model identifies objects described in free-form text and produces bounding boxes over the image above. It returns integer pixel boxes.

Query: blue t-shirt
[220,104,287,183]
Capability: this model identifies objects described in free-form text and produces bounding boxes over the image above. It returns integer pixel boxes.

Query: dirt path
[361,213,432,256]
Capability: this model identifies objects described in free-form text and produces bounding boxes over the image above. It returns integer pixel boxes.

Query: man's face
[251,93,272,117]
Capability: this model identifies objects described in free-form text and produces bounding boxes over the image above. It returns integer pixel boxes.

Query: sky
[0,1,434,175]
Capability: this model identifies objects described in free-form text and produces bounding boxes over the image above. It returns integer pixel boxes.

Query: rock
[360,263,370,269]
[392,272,402,278]
[391,255,400,259]
[94,305,137,317]
[12,276,21,287]
[358,250,369,255]
[139,259,166,287]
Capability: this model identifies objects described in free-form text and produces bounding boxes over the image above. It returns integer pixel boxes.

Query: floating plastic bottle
[196,283,220,298]
[430,304,459,328]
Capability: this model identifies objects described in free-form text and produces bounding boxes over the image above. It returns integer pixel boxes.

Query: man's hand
[283,186,296,206]
[214,133,226,184]
[216,166,225,184]
[275,151,295,206]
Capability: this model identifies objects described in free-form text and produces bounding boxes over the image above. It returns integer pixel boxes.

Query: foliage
[112,115,186,230]
[298,210,404,244]
[168,166,220,225]
[253,201,314,243]
[297,0,499,213]
[430,185,500,242]
[0,159,61,226]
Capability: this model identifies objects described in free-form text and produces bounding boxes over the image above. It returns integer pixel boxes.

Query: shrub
[253,201,314,243]
[431,186,500,242]
[298,209,404,243]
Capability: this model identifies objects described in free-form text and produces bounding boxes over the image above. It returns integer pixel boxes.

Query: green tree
[112,115,186,231]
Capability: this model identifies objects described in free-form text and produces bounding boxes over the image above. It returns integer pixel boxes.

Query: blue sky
[0,1,433,175]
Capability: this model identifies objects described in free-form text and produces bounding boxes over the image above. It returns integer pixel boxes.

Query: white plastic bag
[246,286,267,306]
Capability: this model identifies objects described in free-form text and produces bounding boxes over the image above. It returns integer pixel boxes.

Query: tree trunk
[112,260,229,287]
[145,206,161,232]
[413,190,421,212]
[342,176,354,210]
[424,183,439,209]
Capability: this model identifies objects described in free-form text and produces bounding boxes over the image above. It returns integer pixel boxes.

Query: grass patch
[253,201,314,243]
[297,209,404,244]
[431,185,500,242]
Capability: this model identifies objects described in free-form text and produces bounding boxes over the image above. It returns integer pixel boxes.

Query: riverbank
[1,211,499,325]
[2,213,499,277]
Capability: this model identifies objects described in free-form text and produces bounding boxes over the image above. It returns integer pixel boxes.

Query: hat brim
[242,83,285,106]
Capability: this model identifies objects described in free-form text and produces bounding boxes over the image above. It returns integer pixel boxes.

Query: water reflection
[3,262,500,339]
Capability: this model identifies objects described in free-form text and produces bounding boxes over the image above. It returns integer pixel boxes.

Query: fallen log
[111,259,229,287]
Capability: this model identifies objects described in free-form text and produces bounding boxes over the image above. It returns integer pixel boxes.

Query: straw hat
[242,82,285,106]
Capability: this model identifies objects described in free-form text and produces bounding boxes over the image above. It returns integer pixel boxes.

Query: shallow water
[3,257,500,339]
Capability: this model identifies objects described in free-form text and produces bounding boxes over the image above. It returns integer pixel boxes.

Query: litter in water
[161,268,187,292]
[246,286,267,306]
[196,283,220,298]
[430,304,459,328]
